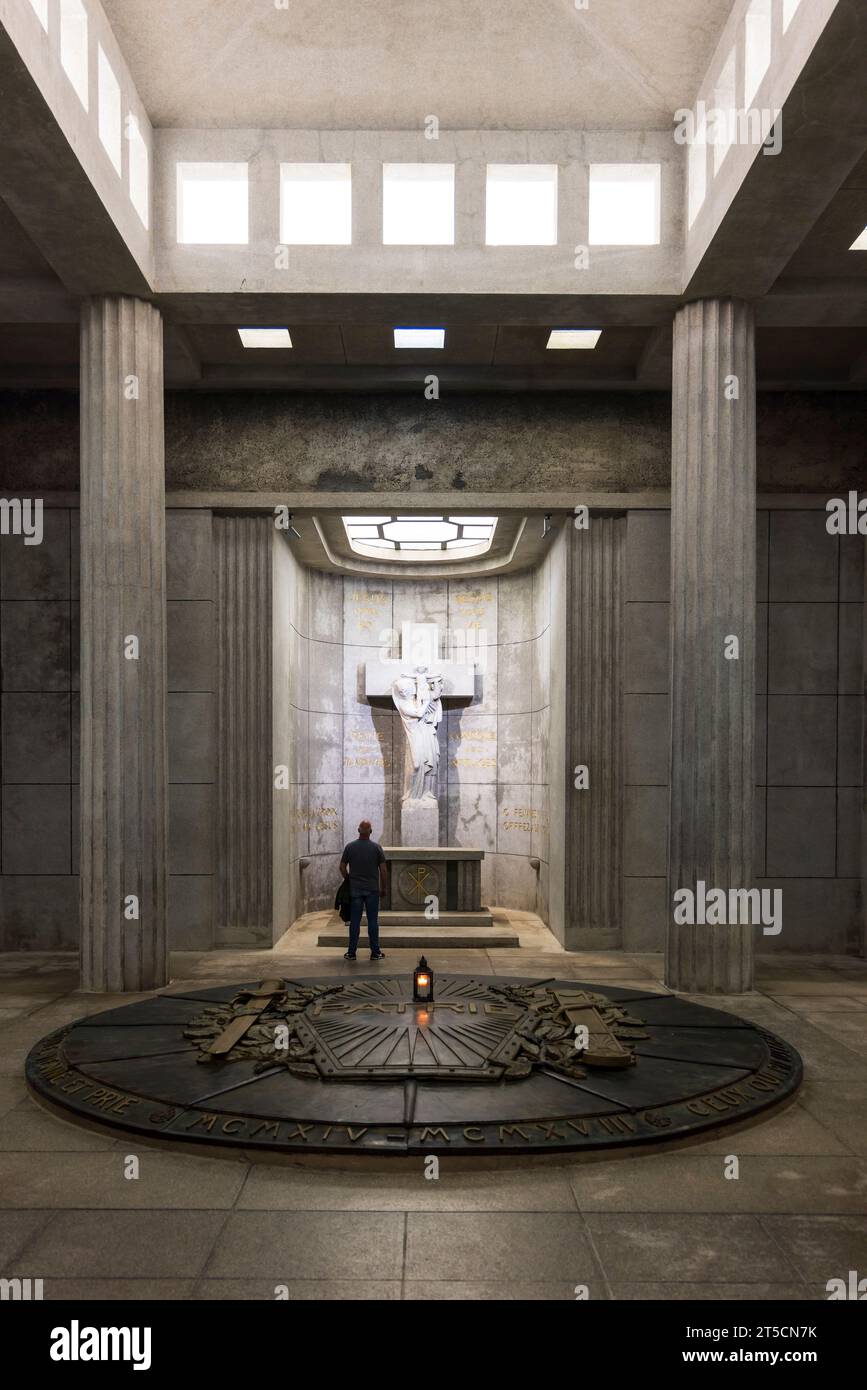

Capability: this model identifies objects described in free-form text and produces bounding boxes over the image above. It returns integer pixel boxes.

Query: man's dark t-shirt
[341,839,386,896]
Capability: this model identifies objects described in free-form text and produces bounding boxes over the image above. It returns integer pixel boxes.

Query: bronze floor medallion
[25,975,803,1157]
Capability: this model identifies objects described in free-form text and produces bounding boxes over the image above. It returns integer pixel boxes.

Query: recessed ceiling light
[238,328,293,349]
[849,226,867,251]
[546,330,602,350]
[394,327,445,349]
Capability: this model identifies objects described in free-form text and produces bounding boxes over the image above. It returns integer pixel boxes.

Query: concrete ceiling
[1,1,864,392]
[1,316,865,392]
[101,0,733,131]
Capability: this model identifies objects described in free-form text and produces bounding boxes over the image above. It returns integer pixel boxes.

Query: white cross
[364,621,477,702]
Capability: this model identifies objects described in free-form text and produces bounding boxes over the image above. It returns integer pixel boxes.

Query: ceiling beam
[685,0,867,301]
[164,324,202,386]
[0,25,150,297]
[635,325,673,387]
[0,272,77,323]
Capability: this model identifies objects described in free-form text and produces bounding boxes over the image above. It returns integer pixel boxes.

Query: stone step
[317,926,520,949]
[379,910,494,928]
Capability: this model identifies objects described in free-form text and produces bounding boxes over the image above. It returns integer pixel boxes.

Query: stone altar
[382,845,491,926]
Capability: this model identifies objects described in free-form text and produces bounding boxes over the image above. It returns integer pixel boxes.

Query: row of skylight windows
[688,0,803,229]
[237,328,601,351]
[27,0,149,228]
[176,162,661,248]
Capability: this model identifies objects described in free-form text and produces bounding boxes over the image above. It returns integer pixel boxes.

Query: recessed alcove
[271,514,563,941]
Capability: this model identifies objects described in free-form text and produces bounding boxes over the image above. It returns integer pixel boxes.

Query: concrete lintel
[0,23,152,296]
[160,491,674,513]
[5,490,847,512]
[685,0,867,300]
[156,291,682,328]
[0,272,78,323]
[635,323,673,387]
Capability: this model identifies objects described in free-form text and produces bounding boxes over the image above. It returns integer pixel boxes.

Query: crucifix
[364,621,479,843]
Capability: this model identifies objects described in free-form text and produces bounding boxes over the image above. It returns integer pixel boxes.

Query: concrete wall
[272,529,296,942]
[166,510,216,950]
[1,498,861,953]
[623,507,864,954]
[0,505,77,948]
[281,544,345,921]
[0,505,216,950]
[544,525,569,943]
[4,391,867,496]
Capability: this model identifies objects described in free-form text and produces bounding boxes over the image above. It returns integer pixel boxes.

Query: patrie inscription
[25,977,803,1158]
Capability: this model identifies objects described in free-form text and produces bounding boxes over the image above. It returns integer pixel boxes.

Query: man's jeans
[348,891,380,955]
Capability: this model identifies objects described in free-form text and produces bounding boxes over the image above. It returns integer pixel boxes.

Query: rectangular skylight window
[280,163,352,245]
[485,165,558,246]
[744,0,772,107]
[238,328,293,348]
[28,0,48,30]
[687,113,707,229]
[713,47,737,174]
[60,0,89,110]
[588,164,661,245]
[382,164,455,245]
[98,47,122,176]
[127,115,149,229]
[343,515,497,560]
[177,163,249,244]
[546,330,601,350]
[850,227,867,251]
[394,328,445,349]
[783,0,802,30]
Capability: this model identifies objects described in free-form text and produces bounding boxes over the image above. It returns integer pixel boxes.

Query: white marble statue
[391,665,444,802]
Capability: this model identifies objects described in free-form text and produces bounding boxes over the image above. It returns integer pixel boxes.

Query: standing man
[339,820,387,961]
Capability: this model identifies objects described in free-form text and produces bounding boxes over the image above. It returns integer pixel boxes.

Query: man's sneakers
[370,950,386,961]
[343,951,356,961]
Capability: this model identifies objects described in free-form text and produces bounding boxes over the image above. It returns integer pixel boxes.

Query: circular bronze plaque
[397,862,441,904]
[25,975,802,1158]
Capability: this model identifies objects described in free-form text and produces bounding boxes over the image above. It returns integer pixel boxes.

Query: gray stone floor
[1,940,866,1301]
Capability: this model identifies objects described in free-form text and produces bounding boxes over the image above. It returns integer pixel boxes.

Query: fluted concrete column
[667,299,756,993]
[567,514,625,941]
[215,516,273,943]
[80,297,168,991]
[861,558,867,958]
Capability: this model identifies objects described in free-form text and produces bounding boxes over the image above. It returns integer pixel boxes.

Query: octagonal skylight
[343,515,497,561]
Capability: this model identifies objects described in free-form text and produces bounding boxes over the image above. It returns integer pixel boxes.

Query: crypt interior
[0,0,866,1303]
